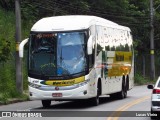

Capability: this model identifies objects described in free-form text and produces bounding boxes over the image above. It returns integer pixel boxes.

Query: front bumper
[152,101,160,111]
[29,83,96,100]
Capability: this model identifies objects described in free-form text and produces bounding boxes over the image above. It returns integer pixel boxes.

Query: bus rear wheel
[42,100,51,108]
[117,81,127,99]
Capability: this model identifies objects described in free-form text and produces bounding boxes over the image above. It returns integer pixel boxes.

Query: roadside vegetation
[0,8,30,104]
[134,73,156,86]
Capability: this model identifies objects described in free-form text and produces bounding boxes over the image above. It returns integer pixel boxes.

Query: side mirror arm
[19,38,28,58]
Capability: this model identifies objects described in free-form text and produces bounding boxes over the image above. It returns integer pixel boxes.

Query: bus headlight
[78,79,90,87]
[29,82,41,88]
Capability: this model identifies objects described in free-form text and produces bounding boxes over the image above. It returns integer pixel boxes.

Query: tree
[0,0,14,10]
[154,0,160,51]
[1,0,160,56]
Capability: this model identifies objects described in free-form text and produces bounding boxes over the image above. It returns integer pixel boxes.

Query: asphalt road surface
[0,85,154,120]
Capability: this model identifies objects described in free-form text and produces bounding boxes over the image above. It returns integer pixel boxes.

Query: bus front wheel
[42,100,51,108]
[91,90,99,106]
[91,80,101,106]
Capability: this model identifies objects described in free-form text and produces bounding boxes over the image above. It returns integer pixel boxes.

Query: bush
[134,73,156,85]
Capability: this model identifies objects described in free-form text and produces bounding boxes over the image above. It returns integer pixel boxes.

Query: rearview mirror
[147,84,154,89]
[19,38,28,58]
[87,36,93,55]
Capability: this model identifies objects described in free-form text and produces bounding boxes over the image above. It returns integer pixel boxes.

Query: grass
[0,8,32,104]
[0,92,29,105]
[0,60,29,104]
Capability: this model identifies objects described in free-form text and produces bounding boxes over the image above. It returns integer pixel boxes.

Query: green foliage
[0,0,14,10]
[0,8,30,103]
[134,73,148,85]
[0,92,29,104]
[0,9,15,63]
[134,73,155,85]
[0,61,16,102]
[0,58,29,103]
[0,39,11,62]
[21,0,38,22]
[154,0,160,51]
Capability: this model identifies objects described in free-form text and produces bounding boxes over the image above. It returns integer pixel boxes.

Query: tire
[151,109,154,120]
[91,82,101,106]
[123,83,127,98]
[91,94,99,106]
[126,77,129,91]
[150,109,157,120]
[110,93,117,99]
[117,80,127,99]
[42,100,51,108]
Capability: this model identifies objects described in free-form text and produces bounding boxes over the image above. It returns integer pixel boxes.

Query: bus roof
[31,15,130,32]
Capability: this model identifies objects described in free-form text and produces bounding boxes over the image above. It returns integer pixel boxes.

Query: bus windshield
[29,31,87,79]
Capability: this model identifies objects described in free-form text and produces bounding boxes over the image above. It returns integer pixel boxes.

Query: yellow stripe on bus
[44,76,85,86]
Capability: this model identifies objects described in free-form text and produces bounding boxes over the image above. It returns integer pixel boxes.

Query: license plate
[52,93,62,97]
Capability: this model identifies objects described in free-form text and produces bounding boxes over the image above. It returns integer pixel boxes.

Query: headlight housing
[29,82,41,88]
[78,79,90,87]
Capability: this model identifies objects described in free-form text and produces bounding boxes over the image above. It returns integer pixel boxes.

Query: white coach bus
[19,15,134,107]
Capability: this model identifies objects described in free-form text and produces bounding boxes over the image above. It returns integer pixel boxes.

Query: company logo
[41,76,85,86]
[55,86,59,90]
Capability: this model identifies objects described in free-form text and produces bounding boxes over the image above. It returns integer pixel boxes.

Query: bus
[19,15,134,107]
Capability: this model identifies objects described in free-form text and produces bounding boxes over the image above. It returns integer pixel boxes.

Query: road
[0,85,153,120]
